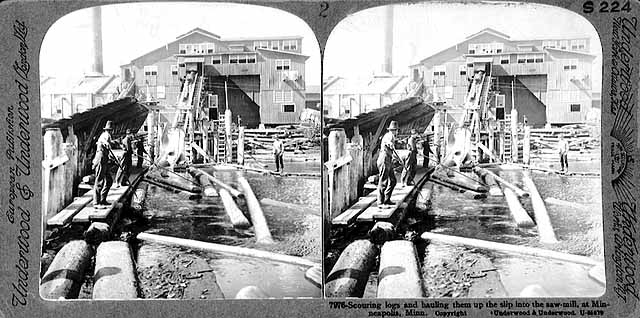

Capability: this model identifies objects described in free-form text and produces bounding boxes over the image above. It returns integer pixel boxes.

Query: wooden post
[238,176,274,244]
[42,128,63,219]
[499,123,505,162]
[488,125,495,163]
[238,126,245,165]
[213,128,219,162]
[523,125,531,165]
[225,108,232,163]
[66,126,79,197]
[327,129,347,218]
[511,106,518,163]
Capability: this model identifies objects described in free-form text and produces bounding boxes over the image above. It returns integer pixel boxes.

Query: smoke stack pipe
[90,7,104,75]
[383,6,394,74]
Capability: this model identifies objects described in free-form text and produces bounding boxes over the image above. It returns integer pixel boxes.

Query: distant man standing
[422,132,433,168]
[557,135,569,173]
[136,137,146,168]
[273,135,285,172]
[116,129,134,187]
[93,121,115,207]
[377,121,401,205]
[401,129,419,187]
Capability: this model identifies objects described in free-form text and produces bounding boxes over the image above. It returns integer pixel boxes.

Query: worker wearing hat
[92,121,116,207]
[401,129,419,187]
[273,134,285,173]
[116,128,135,187]
[377,120,402,205]
[422,130,434,168]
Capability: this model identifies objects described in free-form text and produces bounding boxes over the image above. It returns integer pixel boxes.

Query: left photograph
[39,3,322,300]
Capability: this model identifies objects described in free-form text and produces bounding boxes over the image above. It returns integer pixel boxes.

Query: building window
[229,54,256,64]
[466,63,473,68]
[542,40,557,49]
[179,63,185,68]
[212,56,221,64]
[238,55,247,63]
[208,94,218,108]
[171,65,178,75]
[468,44,476,54]
[274,90,293,103]
[563,59,578,70]
[570,104,581,112]
[179,44,187,54]
[496,94,505,120]
[282,40,297,51]
[534,55,544,63]
[433,65,446,76]
[517,55,526,64]
[247,54,256,63]
[254,41,269,50]
[206,43,215,54]
[228,45,244,52]
[500,57,509,64]
[229,55,238,64]
[517,54,543,64]
[282,104,295,112]
[559,40,568,50]
[144,65,158,76]
[459,65,467,76]
[275,59,291,70]
[271,41,279,50]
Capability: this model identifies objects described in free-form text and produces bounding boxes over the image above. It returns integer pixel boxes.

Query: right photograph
[323,2,603,298]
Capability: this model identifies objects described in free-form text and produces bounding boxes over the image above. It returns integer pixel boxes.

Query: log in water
[238,176,274,245]
[40,240,93,299]
[93,241,138,299]
[325,240,378,298]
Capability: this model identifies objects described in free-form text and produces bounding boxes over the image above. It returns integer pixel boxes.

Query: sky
[324,2,603,92]
[40,2,321,84]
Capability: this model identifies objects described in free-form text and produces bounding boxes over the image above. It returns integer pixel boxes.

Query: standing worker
[273,134,285,173]
[422,131,433,168]
[136,137,146,168]
[116,129,135,187]
[93,121,116,207]
[401,129,419,187]
[377,121,401,205]
[557,134,569,173]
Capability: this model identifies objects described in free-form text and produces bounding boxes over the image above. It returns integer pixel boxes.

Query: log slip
[237,176,274,244]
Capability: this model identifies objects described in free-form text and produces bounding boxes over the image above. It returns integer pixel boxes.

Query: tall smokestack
[383,6,394,74]
[89,6,104,75]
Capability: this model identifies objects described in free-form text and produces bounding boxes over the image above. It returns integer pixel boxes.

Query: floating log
[420,232,602,266]
[432,167,488,193]
[40,240,93,299]
[377,240,424,298]
[415,182,434,211]
[146,170,201,193]
[131,182,148,211]
[219,188,250,228]
[143,178,201,197]
[305,265,322,288]
[235,286,270,299]
[325,240,378,298]
[476,167,528,197]
[237,176,274,245]
[473,167,502,196]
[199,169,242,198]
[136,233,317,267]
[260,198,317,215]
[93,241,138,299]
[187,167,218,197]
[503,187,535,228]
[521,171,558,244]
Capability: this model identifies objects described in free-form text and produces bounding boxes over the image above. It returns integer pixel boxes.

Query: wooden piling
[325,240,378,298]
[523,125,531,165]
[225,108,232,163]
[415,182,434,211]
[521,171,558,244]
[136,233,316,267]
[219,188,250,228]
[237,176,274,244]
[377,240,424,298]
[238,126,245,165]
[40,240,93,299]
[503,187,534,228]
[420,232,601,266]
[93,241,138,299]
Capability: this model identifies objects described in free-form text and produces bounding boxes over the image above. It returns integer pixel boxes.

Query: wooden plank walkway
[47,195,93,226]
[72,185,129,223]
[331,196,377,225]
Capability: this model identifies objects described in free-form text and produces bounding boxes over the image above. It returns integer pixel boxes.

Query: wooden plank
[332,196,377,225]
[357,184,414,222]
[72,186,128,223]
[323,154,352,170]
[47,195,94,226]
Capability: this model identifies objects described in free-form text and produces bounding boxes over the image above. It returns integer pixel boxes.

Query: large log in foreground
[237,176,274,245]
[136,233,318,267]
[325,240,378,298]
[93,241,138,299]
[40,240,93,299]
[521,171,558,244]
[420,232,601,266]
[377,240,424,298]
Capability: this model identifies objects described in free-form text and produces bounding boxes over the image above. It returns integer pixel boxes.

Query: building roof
[224,35,303,42]
[464,28,510,40]
[176,27,221,40]
[323,75,408,95]
[71,75,120,94]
